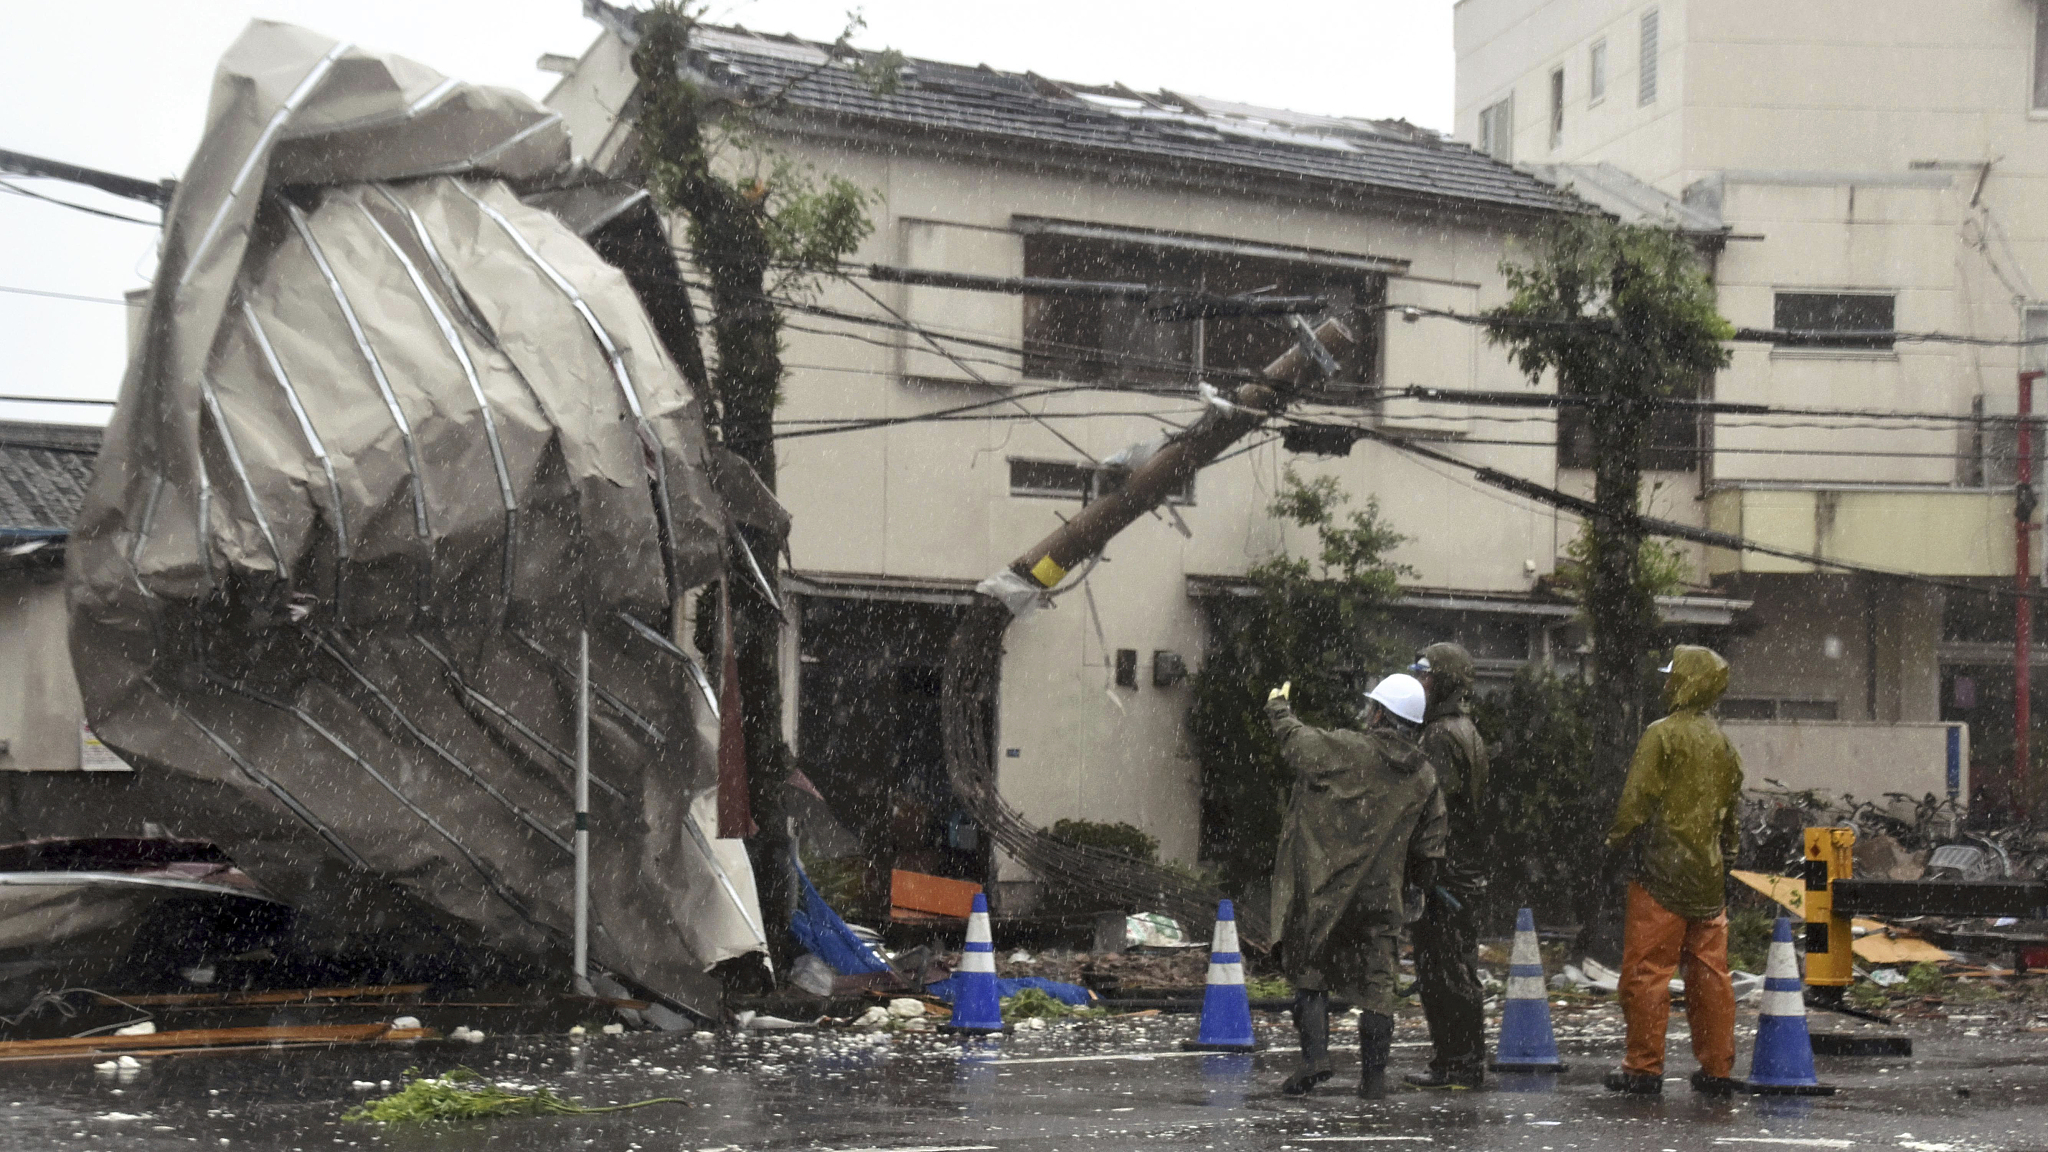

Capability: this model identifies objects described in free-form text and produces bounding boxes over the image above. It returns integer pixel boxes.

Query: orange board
[891,869,982,920]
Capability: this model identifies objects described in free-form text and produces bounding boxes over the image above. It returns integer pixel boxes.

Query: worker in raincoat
[1603,645,1745,1097]
[1405,642,1491,1090]
[1267,673,1447,1099]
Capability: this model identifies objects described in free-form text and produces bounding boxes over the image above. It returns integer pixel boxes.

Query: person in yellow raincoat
[1603,645,1745,1098]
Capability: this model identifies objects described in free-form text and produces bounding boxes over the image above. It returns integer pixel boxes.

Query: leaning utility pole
[940,319,1352,945]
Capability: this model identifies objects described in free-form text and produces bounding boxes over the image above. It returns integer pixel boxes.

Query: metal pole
[574,627,592,992]
[2018,371,2040,822]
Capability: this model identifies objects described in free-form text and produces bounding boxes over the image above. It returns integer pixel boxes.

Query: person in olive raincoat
[1603,645,1745,1098]
[1267,673,1447,1099]
[1405,642,1491,1089]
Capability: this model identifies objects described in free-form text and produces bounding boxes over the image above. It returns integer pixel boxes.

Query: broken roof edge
[1524,162,1727,237]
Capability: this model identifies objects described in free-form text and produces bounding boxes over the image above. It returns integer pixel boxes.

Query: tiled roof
[0,422,101,535]
[634,20,1583,218]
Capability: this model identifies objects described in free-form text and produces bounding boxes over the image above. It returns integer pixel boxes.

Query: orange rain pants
[1619,882,1736,1078]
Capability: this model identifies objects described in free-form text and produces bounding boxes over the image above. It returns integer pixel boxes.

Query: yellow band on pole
[1029,555,1068,588]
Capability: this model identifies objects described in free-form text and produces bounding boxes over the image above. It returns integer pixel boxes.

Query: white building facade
[1458,0,2038,811]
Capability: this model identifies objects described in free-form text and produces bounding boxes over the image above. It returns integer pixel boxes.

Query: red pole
[2017,370,2041,821]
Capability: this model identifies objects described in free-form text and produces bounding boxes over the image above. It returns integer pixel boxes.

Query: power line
[0,179,160,226]
[0,392,116,406]
[839,275,1101,463]
[0,284,139,307]
[1299,415,2048,602]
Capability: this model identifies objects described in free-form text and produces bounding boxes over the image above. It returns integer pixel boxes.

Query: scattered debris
[343,1068,684,1125]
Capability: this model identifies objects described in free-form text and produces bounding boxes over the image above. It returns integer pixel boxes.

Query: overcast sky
[0,0,1458,425]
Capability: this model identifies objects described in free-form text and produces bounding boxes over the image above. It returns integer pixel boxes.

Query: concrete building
[544,17,1762,908]
[1457,0,2037,811]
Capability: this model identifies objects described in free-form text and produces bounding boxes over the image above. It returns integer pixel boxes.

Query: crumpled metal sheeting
[66,20,769,1013]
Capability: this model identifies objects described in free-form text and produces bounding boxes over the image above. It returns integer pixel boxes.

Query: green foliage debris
[1902,961,1945,996]
[1000,988,1106,1023]
[1049,819,1159,862]
[1243,976,1292,999]
[1725,906,1775,974]
[344,1068,683,1125]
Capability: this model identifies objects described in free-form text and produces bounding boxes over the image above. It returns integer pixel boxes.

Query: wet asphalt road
[3,1004,2045,1152]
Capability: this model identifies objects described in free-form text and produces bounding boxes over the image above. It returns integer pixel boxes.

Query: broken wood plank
[0,1023,435,1060]
[1731,870,1805,916]
[104,984,431,1008]
[1852,934,1951,964]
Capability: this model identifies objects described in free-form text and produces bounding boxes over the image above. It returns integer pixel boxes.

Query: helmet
[1364,673,1428,726]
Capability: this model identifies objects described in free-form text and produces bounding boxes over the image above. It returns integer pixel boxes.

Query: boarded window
[1590,39,1607,104]
[1639,8,1659,106]
[1008,458,1194,504]
[1772,291,1895,350]
[1548,69,1565,149]
[1556,373,1708,472]
[1020,234,1385,402]
[1479,95,1514,162]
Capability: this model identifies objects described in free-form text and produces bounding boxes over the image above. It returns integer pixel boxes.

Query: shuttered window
[1479,95,1514,162]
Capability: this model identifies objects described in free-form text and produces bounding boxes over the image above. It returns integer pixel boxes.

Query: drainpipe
[574,627,593,994]
[2017,371,2041,821]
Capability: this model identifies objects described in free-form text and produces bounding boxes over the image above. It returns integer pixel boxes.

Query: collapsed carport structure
[61,21,773,1015]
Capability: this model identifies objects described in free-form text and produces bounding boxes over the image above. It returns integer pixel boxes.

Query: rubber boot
[1358,1010,1394,1100]
[1403,1061,1484,1090]
[1280,990,1333,1096]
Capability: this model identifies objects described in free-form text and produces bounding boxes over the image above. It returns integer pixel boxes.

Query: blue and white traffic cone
[1181,900,1259,1052]
[1744,916,1834,1096]
[1490,908,1568,1072]
[939,892,1005,1034]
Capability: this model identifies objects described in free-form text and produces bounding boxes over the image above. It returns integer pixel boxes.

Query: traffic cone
[938,892,1005,1034]
[1744,916,1834,1096]
[1181,900,1260,1052]
[1490,908,1568,1072]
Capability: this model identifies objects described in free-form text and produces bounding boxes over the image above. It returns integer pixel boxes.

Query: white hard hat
[1365,673,1428,726]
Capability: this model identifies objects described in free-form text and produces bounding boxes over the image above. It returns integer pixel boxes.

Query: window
[1479,95,1514,162]
[1008,458,1194,504]
[1639,8,1659,106]
[1772,291,1895,350]
[1719,698,1841,722]
[1590,39,1607,104]
[1020,234,1385,402]
[1556,373,1708,471]
[2036,3,2048,110]
[1548,68,1565,150]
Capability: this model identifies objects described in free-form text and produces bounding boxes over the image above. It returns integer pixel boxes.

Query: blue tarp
[789,859,889,976]
[925,975,1094,1007]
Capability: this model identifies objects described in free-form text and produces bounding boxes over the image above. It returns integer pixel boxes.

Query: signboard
[79,723,132,772]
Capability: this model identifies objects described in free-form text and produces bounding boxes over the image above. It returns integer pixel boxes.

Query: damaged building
[543,11,1785,915]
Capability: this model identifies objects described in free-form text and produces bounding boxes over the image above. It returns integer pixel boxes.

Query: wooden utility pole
[1006,320,1352,594]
